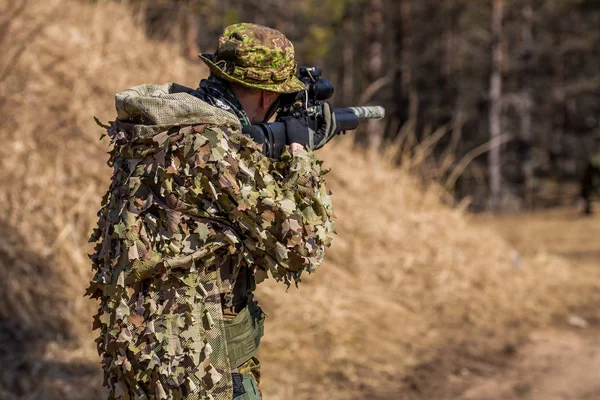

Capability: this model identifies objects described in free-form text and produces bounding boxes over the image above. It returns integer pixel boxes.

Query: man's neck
[191,76,252,127]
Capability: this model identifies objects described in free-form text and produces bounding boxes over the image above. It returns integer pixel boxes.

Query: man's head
[199,23,305,123]
[227,83,280,124]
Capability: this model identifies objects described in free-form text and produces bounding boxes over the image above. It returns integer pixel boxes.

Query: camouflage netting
[86,83,335,399]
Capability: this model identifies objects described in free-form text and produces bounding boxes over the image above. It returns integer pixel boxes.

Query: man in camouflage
[87,23,335,399]
[581,133,600,215]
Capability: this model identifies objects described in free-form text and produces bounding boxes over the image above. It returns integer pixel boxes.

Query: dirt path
[456,328,600,400]
[455,208,600,400]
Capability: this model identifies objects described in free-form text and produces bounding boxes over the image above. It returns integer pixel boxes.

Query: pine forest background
[137,0,600,211]
[2,1,600,398]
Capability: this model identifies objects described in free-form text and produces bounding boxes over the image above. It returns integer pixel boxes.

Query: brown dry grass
[0,1,594,399]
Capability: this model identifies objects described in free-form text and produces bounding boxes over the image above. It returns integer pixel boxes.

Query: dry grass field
[1,1,598,399]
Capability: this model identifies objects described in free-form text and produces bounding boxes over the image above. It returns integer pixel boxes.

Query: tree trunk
[364,0,385,147]
[183,13,200,60]
[552,26,567,205]
[444,1,465,163]
[342,17,355,106]
[519,0,534,209]
[387,0,412,142]
[488,0,504,211]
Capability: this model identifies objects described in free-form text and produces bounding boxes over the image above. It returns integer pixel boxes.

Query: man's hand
[282,102,336,153]
[312,102,337,150]
[283,116,310,148]
[289,143,305,152]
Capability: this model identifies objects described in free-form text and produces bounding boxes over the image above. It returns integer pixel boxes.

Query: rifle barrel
[334,106,385,132]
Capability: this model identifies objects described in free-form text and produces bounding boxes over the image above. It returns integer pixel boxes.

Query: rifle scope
[299,66,335,102]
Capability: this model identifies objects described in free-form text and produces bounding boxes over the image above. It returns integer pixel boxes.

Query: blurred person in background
[581,133,600,215]
[87,23,336,400]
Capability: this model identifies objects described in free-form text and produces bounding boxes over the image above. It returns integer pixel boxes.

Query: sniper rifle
[242,66,385,158]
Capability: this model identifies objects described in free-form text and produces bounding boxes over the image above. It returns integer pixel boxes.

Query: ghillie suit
[87,81,334,399]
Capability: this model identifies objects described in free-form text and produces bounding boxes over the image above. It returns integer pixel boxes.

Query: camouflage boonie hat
[199,23,306,94]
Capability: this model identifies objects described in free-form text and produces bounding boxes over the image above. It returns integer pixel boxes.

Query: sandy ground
[447,208,600,400]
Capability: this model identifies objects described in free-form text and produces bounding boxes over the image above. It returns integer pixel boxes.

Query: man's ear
[260,91,279,110]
